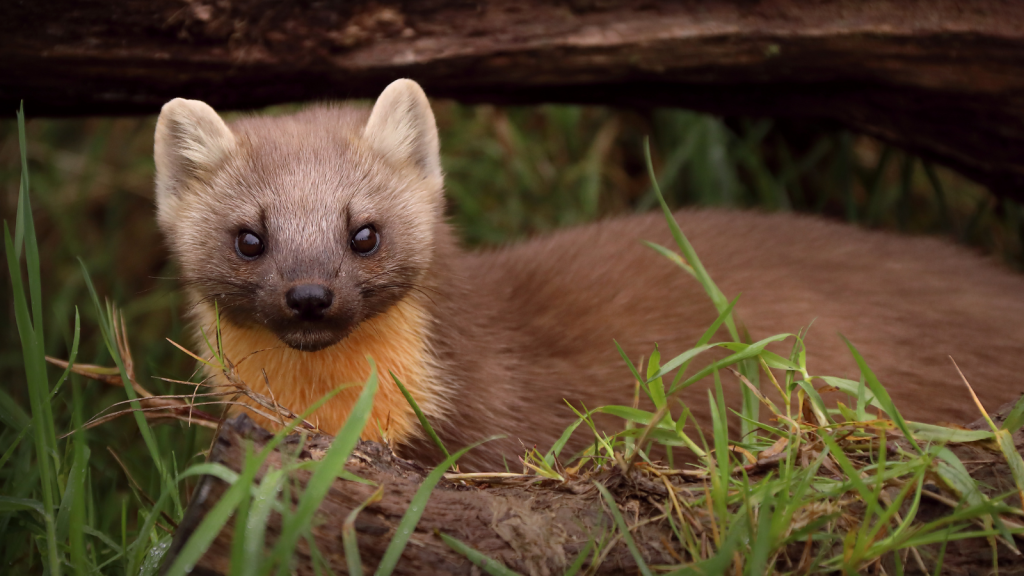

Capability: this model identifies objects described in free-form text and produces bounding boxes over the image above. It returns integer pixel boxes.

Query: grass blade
[670,334,789,394]
[745,501,775,575]
[643,138,736,338]
[544,414,585,466]
[343,485,384,576]
[438,532,523,576]
[842,337,920,453]
[594,481,653,576]
[562,539,594,576]
[375,437,496,576]
[5,105,61,576]
[162,451,256,576]
[1002,395,1024,434]
[79,260,180,513]
[268,361,380,570]
[391,370,450,460]
[242,468,286,576]
[168,388,348,576]
[0,496,46,514]
[646,345,665,409]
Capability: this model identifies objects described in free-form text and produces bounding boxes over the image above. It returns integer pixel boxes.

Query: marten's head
[154,80,444,351]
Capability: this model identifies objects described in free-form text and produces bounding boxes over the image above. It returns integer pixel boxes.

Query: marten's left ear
[363,79,441,181]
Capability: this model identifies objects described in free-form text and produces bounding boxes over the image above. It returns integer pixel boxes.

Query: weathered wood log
[3,1,1024,200]
[165,415,673,575]
[165,401,1024,575]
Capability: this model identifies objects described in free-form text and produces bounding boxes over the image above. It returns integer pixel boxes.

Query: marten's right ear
[154,98,236,206]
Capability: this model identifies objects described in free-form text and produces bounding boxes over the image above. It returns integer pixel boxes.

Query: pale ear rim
[362,78,442,181]
[153,97,236,203]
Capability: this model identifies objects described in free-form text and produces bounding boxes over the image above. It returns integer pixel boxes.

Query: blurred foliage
[433,103,1021,257]
[1,100,1022,570]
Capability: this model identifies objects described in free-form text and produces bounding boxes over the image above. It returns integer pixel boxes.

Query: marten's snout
[286,284,333,321]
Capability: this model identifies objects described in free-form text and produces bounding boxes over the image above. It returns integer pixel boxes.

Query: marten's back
[426,209,1024,467]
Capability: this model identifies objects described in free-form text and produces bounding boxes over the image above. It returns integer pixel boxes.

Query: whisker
[366,283,439,308]
[185,294,246,315]
[176,275,258,292]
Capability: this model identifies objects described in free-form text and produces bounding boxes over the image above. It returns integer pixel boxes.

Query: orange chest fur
[197,298,442,444]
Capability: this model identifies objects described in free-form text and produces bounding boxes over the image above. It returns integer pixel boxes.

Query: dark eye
[235,230,265,260]
[350,224,380,256]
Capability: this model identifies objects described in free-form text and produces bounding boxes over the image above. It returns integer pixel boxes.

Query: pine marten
[154,79,1024,471]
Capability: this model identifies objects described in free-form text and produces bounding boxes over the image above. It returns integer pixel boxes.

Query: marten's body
[156,80,1024,471]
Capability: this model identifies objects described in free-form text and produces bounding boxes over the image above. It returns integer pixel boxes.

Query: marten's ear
[154,98,236,205]
[363,79,441,181]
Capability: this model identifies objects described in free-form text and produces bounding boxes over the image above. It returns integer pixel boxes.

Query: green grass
[489,162,1024,572]
[3,102,1024,574]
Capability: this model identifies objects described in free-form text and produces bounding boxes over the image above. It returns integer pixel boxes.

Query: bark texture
[166,415,669,576]
[165,404,1024,575]
[3,1,1024,198]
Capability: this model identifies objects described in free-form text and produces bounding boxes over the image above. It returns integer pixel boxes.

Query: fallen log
[164,399,1024,575]
[3,1,1024,199]
[165,415,672,575]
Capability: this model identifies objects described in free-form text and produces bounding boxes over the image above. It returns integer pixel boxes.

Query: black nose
[285,284,333,320]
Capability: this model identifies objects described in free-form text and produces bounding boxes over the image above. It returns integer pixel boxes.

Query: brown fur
[156,81,1024,471]
[412,210,1024,469]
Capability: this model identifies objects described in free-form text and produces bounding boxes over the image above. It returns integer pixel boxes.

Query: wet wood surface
[4,1,1024,198]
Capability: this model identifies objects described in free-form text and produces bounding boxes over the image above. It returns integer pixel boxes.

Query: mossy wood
[3,1,1024,199]
[165,404,1024,575]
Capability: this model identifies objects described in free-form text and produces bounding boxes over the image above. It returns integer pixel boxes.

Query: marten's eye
[351,224,380,256]
[235,230,265,260]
